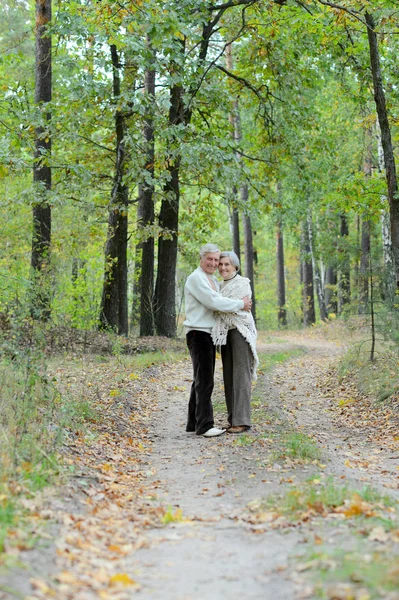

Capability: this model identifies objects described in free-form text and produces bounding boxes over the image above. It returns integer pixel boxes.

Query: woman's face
[218,257,236,279]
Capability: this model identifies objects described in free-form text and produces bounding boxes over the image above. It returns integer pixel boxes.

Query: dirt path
[1,331,399,599]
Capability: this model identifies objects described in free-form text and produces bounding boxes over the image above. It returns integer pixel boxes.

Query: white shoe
[203,427,226,438]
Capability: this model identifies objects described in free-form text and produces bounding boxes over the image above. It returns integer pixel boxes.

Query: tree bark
[359,220,370,314]
[376,120,395,299]
[231,201,240,260]
[134,46,156,337]
[226,44,240,259]
[366,12,399,288]
[99,44,129,335]
[276,221,287,326]
[241,187,256,320]
[338,214,350,313]
[301,219,316,327]
[358,125,372,314]
[324,266,337,315]
[308,214,328,322]
[154,71,186,337]
[31,0,52,320]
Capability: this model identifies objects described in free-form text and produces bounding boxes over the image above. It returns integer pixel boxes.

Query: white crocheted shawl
[211,274,259,381]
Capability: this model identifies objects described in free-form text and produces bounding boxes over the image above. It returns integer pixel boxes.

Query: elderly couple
[184,243,259,438]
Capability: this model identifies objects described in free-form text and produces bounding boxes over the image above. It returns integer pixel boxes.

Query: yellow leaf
[109,573,136,587]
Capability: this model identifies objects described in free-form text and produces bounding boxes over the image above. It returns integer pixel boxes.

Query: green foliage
[1,0,399,330]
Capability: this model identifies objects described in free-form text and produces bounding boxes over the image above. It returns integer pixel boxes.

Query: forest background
[2,2,399,592]
[2,0,399,339]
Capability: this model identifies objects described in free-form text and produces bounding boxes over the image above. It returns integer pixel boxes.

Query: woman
[212,251,259,434]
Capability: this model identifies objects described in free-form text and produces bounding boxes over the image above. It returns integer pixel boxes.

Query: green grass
[233,434,254,447]
[306,546,399,599]
[258,348,306,373]
[283,432,321,461]
[259,477,394,521]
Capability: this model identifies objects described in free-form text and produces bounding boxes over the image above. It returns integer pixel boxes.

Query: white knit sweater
[211,274,259,381]
[183,267,244,334]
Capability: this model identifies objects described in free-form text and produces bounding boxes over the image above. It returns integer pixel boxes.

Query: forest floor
[1,324,399,600]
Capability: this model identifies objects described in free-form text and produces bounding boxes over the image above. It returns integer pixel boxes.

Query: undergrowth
[0,321,186,558]
[338,344,399,402]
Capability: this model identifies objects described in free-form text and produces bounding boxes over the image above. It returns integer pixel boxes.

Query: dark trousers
[186,330,216,435]
[221,329,252,427]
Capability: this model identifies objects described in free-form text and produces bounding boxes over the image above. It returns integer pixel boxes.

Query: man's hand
[242,296,252,312]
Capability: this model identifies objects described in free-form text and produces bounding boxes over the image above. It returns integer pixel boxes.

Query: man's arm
[186,273,246,313]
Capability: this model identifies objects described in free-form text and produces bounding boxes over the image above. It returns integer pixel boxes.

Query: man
[184,243,252,437]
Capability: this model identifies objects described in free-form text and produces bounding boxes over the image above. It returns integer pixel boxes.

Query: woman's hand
[242,297,252,312]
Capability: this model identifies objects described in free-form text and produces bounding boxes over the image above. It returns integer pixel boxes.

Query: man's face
[200,252,220,275]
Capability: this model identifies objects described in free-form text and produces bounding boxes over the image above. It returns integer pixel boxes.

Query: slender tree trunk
[359,220,371,314]
[358,125,372,314]
[324,266,337,314]
[338,214,350,313]
[99,44,128,335]
[226,42,256,311]
[154,74,186,337]
[366,12,399,288]
[226,44,241,258]
[31,0,52,320]
[301,219,315,326]
[231,202,240,260]
[276,221,287,326]
[308,214,328,322]
[133,45,156,337]
[376,120,395,300]
[241,186,256,320]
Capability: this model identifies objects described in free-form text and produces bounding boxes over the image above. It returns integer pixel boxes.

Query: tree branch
[208,0,258,10]
[316,0,366,26]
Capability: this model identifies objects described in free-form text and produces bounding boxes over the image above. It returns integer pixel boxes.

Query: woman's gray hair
[220,250,240,270]
[200,243,220,258]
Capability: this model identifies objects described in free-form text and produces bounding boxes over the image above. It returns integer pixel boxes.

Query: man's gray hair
[200,243,220,258]
[220,250,240,270]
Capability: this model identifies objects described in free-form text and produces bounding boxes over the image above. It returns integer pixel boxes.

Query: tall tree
[31,0,52,320]
[301,218,316,326]
[138,42,156,337]
[365,11,399,290]
[276,220,287,326]
[99,44,129,335]
[153,42,186,337]
[226,43,240,259]
[308,214,328,322]
[338,214,351,313]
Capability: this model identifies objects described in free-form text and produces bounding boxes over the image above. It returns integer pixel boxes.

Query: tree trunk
[376,120,395,300]
[231,201,240,260]
[301,219,316,327]
[31,0,52,320]
[99,44,128,335]
[308,214,328,322]
[366,12,399,288]
[276,221,287,326]
[358,125,372,314]
[226,44,241,259]
[338,214,350,313]
[359,220,370,314]
[324,266,337,315]
[241,186,256,320]
[154,76,185,337]
[134,45,156,337]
